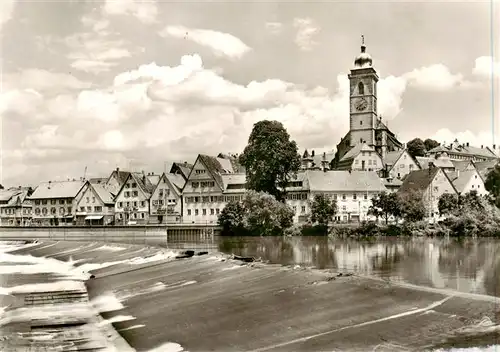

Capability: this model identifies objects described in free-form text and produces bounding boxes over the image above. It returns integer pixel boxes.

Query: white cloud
[5,69,89,91]
[103,0,157,24]
[65,17,132,75]
[293,18,320,51]
[0,0,15,31]
[160,25,251,60]
[403,64,466,90]
[473,56,500,78]
[266,22,283,35]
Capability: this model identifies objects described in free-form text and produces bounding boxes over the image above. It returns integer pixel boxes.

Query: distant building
[426,139,498,162]
[335,144,384,173]
[398,166,457,219]
[0,187,34,226]
[104,168,132,198]
[74,181,115,226]
[29,180,86,226]
[444,169,488,196]
[301,150,334,171]
[149,172,185,224]
[474,159,499,180]
[383,149,420,180]
[170,162,194,181]
[114,172,156,225]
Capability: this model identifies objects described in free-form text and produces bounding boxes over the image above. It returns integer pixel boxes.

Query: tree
[218,191,294,236]
[406,138,427,158]
[239,120,301,202]
[309,194,338,232]
[424,138,440,151]
[368,192,401,224]
[485,164,500,207]
[218,201,246,235]
[438,193,459,216]
[399,191,426,222]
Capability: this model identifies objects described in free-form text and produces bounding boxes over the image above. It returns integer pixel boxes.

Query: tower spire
[361,35,366,53]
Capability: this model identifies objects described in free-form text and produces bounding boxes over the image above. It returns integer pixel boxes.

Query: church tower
[348,36,379,148]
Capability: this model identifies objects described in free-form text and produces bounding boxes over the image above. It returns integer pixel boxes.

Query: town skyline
[1,0,499,186]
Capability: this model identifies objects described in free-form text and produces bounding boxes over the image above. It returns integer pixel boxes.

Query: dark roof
[398,168,441,194]
[170,162,194,180]
[131,172,156,195]
[89,177,108,185]
[427,143,498,159]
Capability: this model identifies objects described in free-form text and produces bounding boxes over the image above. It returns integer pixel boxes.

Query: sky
[1,0,499,186]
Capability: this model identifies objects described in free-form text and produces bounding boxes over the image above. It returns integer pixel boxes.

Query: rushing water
[165,235,500,298]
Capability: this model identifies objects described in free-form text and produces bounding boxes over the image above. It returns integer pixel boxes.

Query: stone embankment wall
[0,225,221,245]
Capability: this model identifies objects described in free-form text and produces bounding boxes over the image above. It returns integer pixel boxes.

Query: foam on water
[0,241,188,352]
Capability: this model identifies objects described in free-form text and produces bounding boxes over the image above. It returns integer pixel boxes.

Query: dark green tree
[438,193,459,216]
[485,164,500,207]
[368,192,401,224]
[310,194,338,233]
[399,191,426,222]
[239,120,301,202]
[424,138,440,151]
[218,201,246,236]
[406,138,427,158]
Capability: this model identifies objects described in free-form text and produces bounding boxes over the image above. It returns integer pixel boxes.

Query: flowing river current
[1,236,499,351]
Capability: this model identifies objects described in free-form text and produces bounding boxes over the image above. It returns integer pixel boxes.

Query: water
[165,235,500,297]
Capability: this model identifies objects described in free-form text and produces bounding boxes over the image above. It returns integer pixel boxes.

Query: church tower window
[358,82,364,95]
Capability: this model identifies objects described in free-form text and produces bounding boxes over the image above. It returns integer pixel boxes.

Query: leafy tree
[399,191,426,222]
[485,164,500,207]
[460,190,485,212]
[424,138,440,151]
[309,194,338,233]
[406,138,427,158]
[368,192,401,224]
[438,193,459,216]
[218,201,246,235]
[218,191,294,236]
[239,120,301,202]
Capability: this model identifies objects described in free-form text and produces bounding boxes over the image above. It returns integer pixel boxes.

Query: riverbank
[2,240,500,351]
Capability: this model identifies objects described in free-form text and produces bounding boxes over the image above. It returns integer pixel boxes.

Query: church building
[332,38,403,172]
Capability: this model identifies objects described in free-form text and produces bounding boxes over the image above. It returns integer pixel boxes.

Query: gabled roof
[185,154,238,191]
[147,174,161,186]
[115,172,156,200]
[92,183,115,205]
[416,156,455,170]
[165,173,186,193]
[306,170,387,192]
[384,150,403,167]
[473,160,498,180]
[89,177,108,185]
[450,160,473,172]
[445,170,478,194]
[398,168,447,194]
[0,188,32,207]
[427,143,498,159]
[30,180,85,199]
[340,143,377,162]
[170,162,194,180]
[221,173,246,193]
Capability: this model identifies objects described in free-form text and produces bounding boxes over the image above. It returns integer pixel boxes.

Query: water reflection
[166,235,500,297]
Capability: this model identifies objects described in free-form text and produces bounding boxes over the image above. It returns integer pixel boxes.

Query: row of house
[1,145,498,226]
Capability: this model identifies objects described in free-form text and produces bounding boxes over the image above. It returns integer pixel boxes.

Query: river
[165,235,500,297]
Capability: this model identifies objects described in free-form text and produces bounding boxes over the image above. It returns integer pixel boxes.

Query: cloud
[293,18,320,51]
[65,15,132,74]
[266,22,283,35]
[0,0,15,31]
[103,0,158,24]
[403,64,466,90]
[4,69,89,92]
[160,25,251,60]
[473,56,500,78]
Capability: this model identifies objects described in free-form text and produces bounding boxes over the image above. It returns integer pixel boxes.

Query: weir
[1,240,499,351]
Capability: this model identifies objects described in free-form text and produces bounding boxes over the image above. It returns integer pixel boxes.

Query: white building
[149,173,185,224]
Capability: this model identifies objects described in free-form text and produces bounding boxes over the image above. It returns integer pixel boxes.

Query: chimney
[184,161,188,166]
[481,145,483,149]
[322,152,327,173]
[311,150,315,157]
[494,144,496,149]
[466,142,469,147]
[116,167,119,173]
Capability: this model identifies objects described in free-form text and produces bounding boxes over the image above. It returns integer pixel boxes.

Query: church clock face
[355,98,368,111]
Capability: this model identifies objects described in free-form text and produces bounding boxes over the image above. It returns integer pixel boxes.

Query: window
[133,201,137,207]
[472,185,474,188]
[125,191,129,197]
[132,183,137,188]
[41,208,47,215]
[216,209,220,215]
[195,209,199,216]
[86,197,90,203]
[202,209,207,215]
[133,191,138,197]
[364,194,368,200]
[293,206,297,212]
[59,199,65,205]
[187,209,191,216]
[141,213,145,219]
[35,208,41,215]
[342,205,347,211]
[59,207,64,215]
[67,207,72,213]
[210,209,214,215]
[333,194,338,200]
[125,184,129,188]
[355,159,359,164]
[360,121,363,126]
[353,194,357,200]
[35,200,40,205]
[92,197,96,203]
[94,206,102,212]
[51,200,56,205]
[80,207,85,211]
[42,200,47,205]
[87,206,91,212]
[358,82,365,95]
[141,201,146,207]
[51,207,56,215]
[342,195,346,200]
[133,213,137,219]
[192,182,199,188]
